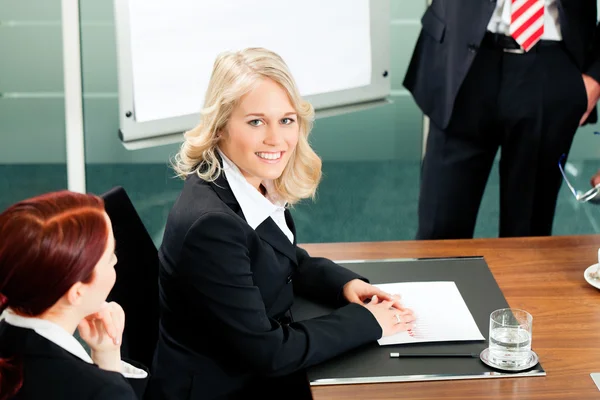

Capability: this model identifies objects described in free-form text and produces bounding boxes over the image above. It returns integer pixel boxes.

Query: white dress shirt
[487,0,562,41]
[3,309,147,379]
[219,150,294,244]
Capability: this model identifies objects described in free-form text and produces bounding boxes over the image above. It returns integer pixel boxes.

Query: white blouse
[219,150,294,243]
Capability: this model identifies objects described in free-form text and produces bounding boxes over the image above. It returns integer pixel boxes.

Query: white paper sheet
[127,0,372,122]
[375,282,485,346]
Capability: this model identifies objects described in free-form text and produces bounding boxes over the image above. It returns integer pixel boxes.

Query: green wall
[1,1,598,164]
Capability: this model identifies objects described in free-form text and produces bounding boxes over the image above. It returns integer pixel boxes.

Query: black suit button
[468,44,478,53]
[286,275,293,284]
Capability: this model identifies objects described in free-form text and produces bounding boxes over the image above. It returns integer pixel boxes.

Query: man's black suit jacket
[0,322,147,399]
[147,171,381,399]
[404,0,600,129]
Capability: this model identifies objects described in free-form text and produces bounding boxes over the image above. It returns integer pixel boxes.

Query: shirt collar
[3,309,93,364]
[218,149,286,229]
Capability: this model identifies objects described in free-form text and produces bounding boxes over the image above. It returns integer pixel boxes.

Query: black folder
[291,257,545,385]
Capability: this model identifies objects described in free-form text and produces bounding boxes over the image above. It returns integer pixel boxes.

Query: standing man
[405,0,600,239]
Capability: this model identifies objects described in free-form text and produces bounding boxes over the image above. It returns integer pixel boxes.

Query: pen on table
[390,352,479,358]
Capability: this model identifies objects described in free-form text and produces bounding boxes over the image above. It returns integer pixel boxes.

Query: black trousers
[417,40,588,239]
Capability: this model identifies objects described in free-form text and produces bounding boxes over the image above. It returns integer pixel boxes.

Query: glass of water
[489,308,532,368]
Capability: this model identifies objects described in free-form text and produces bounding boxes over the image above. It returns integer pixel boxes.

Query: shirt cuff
[120,360,148,379]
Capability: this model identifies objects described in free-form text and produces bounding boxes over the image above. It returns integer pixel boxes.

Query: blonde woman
[147,48,415,400]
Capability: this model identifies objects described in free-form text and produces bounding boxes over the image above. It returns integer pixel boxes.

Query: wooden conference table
[301,235,600,400]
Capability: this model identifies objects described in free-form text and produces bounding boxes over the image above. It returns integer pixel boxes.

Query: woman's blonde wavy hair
[173,47,322,205]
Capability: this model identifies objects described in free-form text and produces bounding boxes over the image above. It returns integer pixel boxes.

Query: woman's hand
[363,295,416,337]
[77,301,124,372]
[343,279,403,309]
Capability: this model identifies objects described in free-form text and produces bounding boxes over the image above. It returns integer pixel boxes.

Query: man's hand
[591,170,600,188]
[579,74,600,126]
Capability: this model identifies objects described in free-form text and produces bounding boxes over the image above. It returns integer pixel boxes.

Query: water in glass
[489,326,531,367]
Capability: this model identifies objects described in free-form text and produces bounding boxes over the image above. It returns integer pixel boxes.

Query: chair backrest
[101,186,159,368]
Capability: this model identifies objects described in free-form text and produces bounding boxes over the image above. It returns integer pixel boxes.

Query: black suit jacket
[147,172,382,399]
[404,0,600,129]
[0,322,147,399]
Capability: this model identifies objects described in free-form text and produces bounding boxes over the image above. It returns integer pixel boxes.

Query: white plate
[584,264,600,290]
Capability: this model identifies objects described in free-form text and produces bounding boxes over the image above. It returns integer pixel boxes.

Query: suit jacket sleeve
[293,246,368,307]
[91,378,138,400]
[178,212,382,377]
[121,359,149,398]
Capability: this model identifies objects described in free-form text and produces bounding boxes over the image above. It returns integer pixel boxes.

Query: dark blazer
[0,322,148,399]
[147,171,382,399]
[403,0,600,129]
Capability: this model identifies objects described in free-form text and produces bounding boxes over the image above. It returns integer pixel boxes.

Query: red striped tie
[510,0,545,52]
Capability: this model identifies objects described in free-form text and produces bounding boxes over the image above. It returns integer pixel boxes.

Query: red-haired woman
[0,191,148,400]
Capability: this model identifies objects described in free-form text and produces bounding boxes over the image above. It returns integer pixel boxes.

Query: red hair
[0,190,108,400]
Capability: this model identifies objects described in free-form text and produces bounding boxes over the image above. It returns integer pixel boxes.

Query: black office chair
[101,186,159,369]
